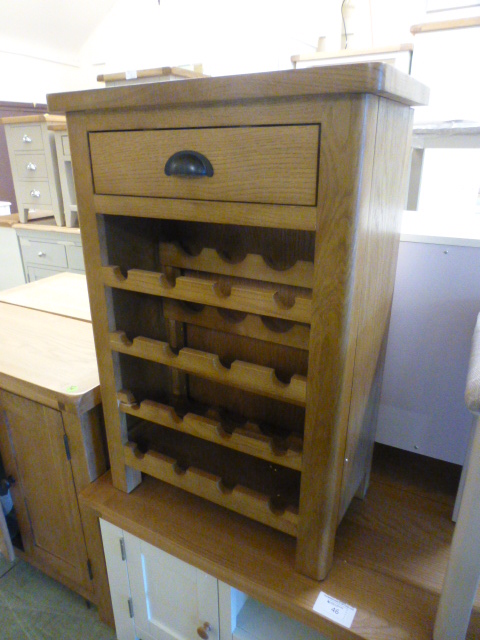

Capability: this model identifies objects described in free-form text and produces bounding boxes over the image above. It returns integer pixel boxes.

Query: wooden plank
[117,390,303,471]
[0,114,65,125]
[295,96,378,580]
[291,43,413,64]
[163,300,310,350]
[411,16,480,34]
[97,66,206,83]
[159,243,315,288]
[0,303,99,406]
[47,63,429,114]
[0,273,91,321]
[109,331,307,406]
[94,195,317,230]
[339,98,413,518]
[123,444,299,536]
[66,113,141,494]
[102,267,312,324]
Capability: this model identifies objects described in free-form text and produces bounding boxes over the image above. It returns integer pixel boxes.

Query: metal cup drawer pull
[30,189,41,198]
[26,162,37,171]
[22,134,32,143]
[165,150,214,178]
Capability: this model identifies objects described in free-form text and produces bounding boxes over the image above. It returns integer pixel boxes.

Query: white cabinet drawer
[7,124,45,151]
[26,265,64,282]
[20,239,67,268]
[18,180,52,207]
[14,153,49,180]
[66,244,85,271]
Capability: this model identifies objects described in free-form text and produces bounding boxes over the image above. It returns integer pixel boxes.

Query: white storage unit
[53,127,78,227]
[1,114,66,226]
[100,520,328,640]
[15,225,85,282]
[0,226,26,290]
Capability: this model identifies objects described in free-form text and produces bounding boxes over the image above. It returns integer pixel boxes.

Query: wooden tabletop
[48,63,429,114]
[0,302,99,412]
[0,113,65,125]
[97,66,208,83]
[0,273,91,321]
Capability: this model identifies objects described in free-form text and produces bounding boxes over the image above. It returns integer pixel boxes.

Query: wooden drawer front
[7,124,45,151]
[18,180,52,206]
[20,239,67,267]
[90,125,320,206]
[66,244,85,270]
[61,133,70,156]
[14,153,49,180]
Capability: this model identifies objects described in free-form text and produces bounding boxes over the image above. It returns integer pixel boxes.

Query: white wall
[78,0,427,87]
[0,39,82,103]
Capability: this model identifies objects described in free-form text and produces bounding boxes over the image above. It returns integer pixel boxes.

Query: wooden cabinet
[0,390,94,593]
[49,63,428,580]
[1,114,66,225]
[15,225,85,281]
[0,280,107,607]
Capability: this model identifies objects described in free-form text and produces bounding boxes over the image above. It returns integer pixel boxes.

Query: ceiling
[0,0,119,59]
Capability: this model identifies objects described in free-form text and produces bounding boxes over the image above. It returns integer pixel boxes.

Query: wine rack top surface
[47,63,429,114]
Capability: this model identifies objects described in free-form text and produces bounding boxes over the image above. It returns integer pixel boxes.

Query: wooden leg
[434,416,480,640]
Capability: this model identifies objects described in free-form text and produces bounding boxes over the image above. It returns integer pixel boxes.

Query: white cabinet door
[99,519,136,640]
[124,531,219,640]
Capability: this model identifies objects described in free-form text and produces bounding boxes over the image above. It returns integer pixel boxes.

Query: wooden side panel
[339,99,414,517]
[67,114,141,493]
[295,96,379,580]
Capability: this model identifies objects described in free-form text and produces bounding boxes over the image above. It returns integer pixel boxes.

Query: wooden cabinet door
[0,390,90,589]
[124,531,220,640]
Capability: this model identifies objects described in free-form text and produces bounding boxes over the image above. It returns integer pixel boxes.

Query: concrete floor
[0,556,116,640]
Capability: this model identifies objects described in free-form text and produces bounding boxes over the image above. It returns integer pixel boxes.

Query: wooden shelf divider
[102,266,312,323]
[123,442,299,536]
[159,243,315,288]
[110,331,307,406]
[118,390,303,470]
[163,300,310,350]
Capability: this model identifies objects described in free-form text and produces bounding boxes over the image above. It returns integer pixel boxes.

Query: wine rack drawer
[89,125,320,206]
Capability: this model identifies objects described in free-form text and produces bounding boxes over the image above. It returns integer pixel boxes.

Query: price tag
[313,592,356,628]
[125,69,138,80]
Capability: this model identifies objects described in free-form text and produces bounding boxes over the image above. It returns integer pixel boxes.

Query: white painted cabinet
[125,532,219,640]
[0,227,25,290]
[100,519,240,640]
[100,520,327,640]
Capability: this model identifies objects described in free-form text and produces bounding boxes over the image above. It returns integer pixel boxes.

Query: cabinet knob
[26,162,37,171]
[22,134,32,143]
[30,189,41,198]
[38,251,46,257]
[196,622,212,639]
